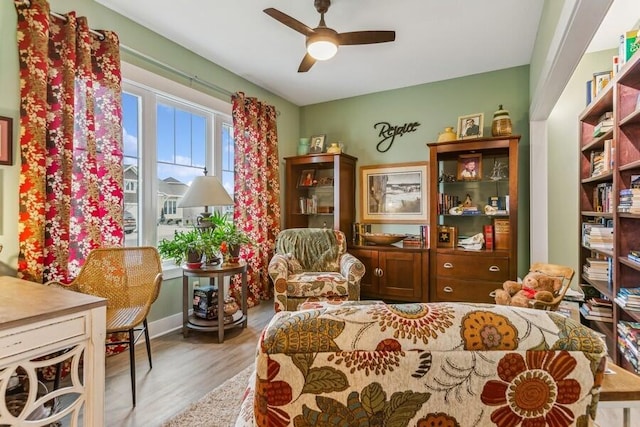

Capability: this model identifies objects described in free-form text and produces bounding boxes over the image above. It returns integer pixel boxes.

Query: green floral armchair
[236,301,607,427]
[268,228,365,312]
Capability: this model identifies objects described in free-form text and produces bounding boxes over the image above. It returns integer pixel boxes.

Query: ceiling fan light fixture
[307,36,338,60]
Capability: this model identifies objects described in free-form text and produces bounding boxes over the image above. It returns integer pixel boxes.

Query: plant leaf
[301,367,349,394]
[383,390,431,426]
[361,382,386,416]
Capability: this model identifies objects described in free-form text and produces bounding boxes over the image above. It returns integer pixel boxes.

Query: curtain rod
[119,44,234,99]
[43,4,234,99]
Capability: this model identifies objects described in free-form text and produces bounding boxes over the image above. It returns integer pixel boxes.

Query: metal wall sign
[373,121,421,152]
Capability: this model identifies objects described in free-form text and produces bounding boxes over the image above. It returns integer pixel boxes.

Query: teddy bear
[494,271,563,308]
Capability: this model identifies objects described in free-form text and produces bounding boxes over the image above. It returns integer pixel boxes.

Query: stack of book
[617,320,640,373]
[593,112,613,137]
[581,223,614,251]
[615,287,640,312]
[618,188,640,214]
[461,206,480,215]
[579,297,613,322]
[582,257,611,282]
[402,235,422,248]
[629,249,640,264]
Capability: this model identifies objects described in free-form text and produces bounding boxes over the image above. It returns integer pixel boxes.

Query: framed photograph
[457,113,484,139]
[457,153,482,181]
[309,134,326,153]
[360,161,428,224]
[0,116,13,166]
[593,70,612,97]
[298,169,316,187]
[437,226,457,248]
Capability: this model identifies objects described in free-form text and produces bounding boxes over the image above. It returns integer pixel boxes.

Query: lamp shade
[177,175,234,208]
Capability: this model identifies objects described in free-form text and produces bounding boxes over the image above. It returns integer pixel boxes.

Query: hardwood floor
[104,299,274,427]
[68,298,635,426]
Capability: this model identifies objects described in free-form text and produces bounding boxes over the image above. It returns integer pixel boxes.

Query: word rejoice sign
[373,121,421,152]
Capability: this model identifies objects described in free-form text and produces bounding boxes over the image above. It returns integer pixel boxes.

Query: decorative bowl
[362,233,407,245]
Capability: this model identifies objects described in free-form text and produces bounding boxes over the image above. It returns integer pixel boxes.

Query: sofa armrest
[269,254,291,312]
[340,252,365,301]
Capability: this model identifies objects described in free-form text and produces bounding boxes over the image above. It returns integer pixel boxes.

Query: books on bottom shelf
[583,298,613,318]
[579,304,613,322]
[617,320,640,373]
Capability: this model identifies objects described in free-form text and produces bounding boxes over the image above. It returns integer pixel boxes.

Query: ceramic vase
[492,105,513,136]
[297,138,310,155]
[437,126,457,142]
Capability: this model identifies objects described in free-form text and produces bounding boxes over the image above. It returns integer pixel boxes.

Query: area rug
[163,364,253,427]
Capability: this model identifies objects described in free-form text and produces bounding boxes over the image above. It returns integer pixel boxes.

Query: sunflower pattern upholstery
[269,228,365,312]
[236,302,607,427]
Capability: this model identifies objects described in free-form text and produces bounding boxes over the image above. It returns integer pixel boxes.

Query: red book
[484,225,494,250]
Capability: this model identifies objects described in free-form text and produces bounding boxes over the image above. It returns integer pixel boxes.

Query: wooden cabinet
[350,245,428,302]
[284,154,357,242]
[432,252,509,303]
[578,50,640,373]
[427,136,519,303]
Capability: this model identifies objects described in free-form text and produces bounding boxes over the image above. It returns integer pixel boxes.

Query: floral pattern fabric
[269,229,366,312]
[14,0,124,283]
[236,302,606,427]
[231,92,280,308]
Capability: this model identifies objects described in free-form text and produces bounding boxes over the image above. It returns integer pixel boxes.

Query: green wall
[300,66,531,276]
[547,49,616,278]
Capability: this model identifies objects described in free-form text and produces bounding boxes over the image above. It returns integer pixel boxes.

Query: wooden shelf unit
[427,135,520,303]
[283,153,357,242]
[578,50,640,374]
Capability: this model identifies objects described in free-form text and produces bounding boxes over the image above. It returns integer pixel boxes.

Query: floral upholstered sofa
[268,228,365,312]
[236,301,607,427]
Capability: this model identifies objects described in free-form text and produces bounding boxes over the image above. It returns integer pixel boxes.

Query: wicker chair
[46,247,163,406]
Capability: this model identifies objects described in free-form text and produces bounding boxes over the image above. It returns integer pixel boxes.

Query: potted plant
[158,228,206,266]
[213,216,253,262]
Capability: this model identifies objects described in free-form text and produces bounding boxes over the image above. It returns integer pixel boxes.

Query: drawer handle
[489,291,497,298]
[489,265,500,272]
[443,286,454,293]
[443,262,453,269]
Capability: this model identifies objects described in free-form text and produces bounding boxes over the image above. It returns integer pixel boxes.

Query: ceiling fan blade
[298,53,317,73]
[264,8,314,37]
[338,31,396,45]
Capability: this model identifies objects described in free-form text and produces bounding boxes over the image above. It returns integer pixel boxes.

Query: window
[121,63,233,252]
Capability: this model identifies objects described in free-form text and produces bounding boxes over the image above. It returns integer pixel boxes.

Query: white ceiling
[97,0,639,107]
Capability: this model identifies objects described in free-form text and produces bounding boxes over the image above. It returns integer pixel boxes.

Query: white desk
[0,276,106,426]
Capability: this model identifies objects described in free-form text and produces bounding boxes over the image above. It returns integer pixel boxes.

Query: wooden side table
[181,262,248,342]
[600,361,640,427]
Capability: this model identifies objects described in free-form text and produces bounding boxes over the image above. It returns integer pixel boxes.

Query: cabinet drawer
[0,315,87,360]
[433,277,499,304]
[436,253,509,281]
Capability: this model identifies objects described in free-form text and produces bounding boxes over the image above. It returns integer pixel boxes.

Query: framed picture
[360,161,428,224]
[437,226,457,248]
[457,153,482,181]
[457,113,484,139]
[593,70,612,97]
[0,116,13,166]
[298,169,316,187]
[309,134,326,153]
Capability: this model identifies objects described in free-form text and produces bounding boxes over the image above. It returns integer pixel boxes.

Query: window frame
[121,62,233,274]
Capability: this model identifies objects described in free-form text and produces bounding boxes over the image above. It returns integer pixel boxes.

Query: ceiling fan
[264,0,396,72]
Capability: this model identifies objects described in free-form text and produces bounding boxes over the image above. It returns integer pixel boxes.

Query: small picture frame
[437,226,457,248]
[457,113,484,139]
[593,70,612,97]
[0,116,13,166]
[298,169,316,187]
[457,153,482,181]
[309,134,326,153]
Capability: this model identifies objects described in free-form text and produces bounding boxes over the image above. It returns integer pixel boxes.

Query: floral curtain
[15,0,124,284]
[231,92,280,306]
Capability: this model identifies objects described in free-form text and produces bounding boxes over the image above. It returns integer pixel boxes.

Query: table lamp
[177,168,234,229]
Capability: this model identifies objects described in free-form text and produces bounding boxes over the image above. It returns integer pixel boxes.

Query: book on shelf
[631,174,640,189]
[493,218,509,250]
[579,304,613,322]
[619,29,639,65]
[402,235,422,248]
[484,225,494,250]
